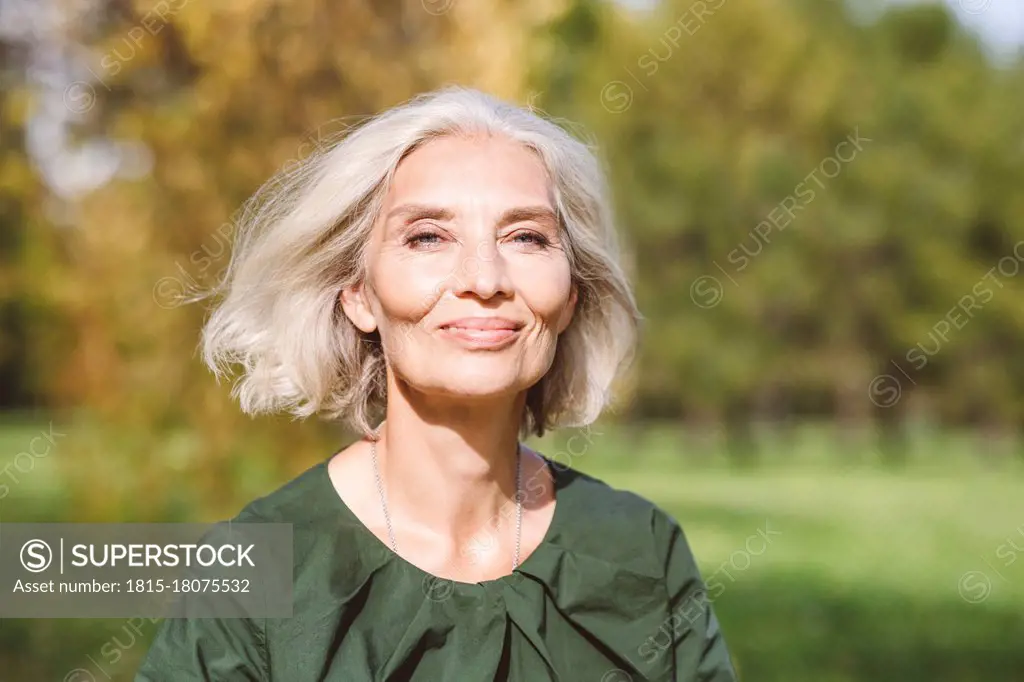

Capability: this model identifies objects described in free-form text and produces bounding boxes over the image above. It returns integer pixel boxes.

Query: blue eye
[405,230,444,247]
[511,231,550,247]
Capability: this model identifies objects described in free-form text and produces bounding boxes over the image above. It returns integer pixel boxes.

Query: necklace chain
[370,437,524,571]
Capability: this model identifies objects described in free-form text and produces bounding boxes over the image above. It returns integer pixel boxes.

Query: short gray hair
[201,86,640,438]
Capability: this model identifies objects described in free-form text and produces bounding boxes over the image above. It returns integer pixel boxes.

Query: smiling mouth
[438,324,522,348]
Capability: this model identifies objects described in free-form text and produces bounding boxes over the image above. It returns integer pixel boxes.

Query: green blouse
[136,455,737,681]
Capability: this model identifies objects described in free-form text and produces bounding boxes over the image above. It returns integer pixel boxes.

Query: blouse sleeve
[134,614,268,681]
[654,509,739,681]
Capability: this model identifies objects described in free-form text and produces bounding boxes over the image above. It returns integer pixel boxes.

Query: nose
[452,238,513,300]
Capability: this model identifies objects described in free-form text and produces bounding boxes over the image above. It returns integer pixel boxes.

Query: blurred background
[2,0,1024,679]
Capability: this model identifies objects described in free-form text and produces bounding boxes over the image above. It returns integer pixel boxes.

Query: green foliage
[2,0,1022,465]
[534,0,1024,436]
[0,43,44,408]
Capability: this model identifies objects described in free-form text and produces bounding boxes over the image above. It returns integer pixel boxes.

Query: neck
[374,370,527,546]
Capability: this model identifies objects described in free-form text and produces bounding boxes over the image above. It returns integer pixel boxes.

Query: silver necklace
[370,438,524,570]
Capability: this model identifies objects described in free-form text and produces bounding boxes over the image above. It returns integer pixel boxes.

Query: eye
[508,230,551,248]
[404,227,446,249]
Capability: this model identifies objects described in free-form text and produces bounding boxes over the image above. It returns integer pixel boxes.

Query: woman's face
[341,134,577,401]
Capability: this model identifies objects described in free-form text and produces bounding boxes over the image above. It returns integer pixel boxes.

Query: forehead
[384,134,552,206]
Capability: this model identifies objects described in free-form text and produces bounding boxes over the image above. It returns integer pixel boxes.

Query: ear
[556,283,578,334]
[339,281,377,333]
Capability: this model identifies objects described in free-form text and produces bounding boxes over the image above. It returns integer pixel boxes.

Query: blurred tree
[44,0,564,519]
[535,0,1024,457]
[0,7,54,411]
[4,0,1024,498]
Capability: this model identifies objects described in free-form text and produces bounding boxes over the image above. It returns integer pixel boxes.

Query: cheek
[370,258,447,327]
[513,260,574,327]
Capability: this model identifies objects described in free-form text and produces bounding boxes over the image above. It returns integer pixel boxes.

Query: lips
[439,317,524,332]
[438,317,524,348]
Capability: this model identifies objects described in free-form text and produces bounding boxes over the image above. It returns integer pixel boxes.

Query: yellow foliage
[44,0,566,519]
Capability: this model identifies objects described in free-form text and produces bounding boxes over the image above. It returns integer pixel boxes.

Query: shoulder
[550,460,691,577]
[229,458,337,528]
[225,456,371,579]
[554,462,662,519]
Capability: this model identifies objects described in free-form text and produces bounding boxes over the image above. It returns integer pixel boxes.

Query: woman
[137,86,736,681]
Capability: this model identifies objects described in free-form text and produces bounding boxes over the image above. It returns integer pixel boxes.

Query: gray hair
[201,85,640,438]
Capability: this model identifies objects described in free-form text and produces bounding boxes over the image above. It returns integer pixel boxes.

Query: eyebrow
[498,206,559,229]
[384,203,456,224]
[384,203,559,229]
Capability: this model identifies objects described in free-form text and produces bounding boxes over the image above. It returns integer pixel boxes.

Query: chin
[419,366,540,399]
[397,350,549,399]
[431,377,527,399]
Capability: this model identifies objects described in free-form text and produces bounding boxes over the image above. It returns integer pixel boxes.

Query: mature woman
[137,86,736,681]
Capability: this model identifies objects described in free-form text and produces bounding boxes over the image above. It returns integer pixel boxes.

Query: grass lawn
[565,428,1024,682]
